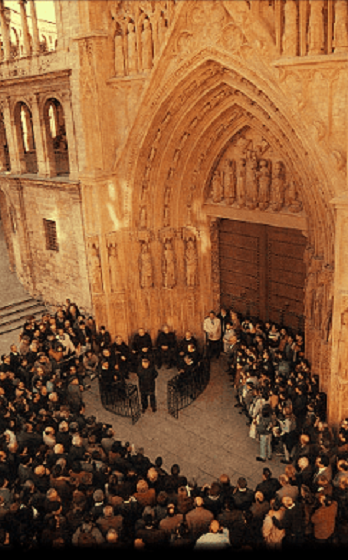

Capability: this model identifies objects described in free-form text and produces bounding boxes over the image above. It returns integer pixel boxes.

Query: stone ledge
[273,52,348,68]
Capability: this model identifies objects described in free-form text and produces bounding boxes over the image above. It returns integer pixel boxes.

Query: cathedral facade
[0,0,348,426]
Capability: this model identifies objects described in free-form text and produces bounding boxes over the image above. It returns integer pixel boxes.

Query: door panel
[219,219,306,329]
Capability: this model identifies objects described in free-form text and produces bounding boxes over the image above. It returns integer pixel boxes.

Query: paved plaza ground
[83,357,285,490]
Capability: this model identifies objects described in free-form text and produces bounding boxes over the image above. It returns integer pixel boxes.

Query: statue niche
[139,241,153,289]
[142,18,153,71]
[107,242,122,293]
[162,238,176,289]
[185,237,198,287]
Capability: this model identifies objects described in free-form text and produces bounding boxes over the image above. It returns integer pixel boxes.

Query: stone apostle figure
[334,0,348,53]
[338,309,348,377]
[139,242,153,288]
[211,170,223,203]
[257,159,271,210]
[236,157,246,207]
[271,160,285,211]
[163,240,176,289]
[222,159,236,205]
[308,0,325,56]
[185,238,198,287]
[282,0,298,57]
[142,18,153,71]
[90,245,103,294]
[108,243,121,293]
[114,28,125,76]
[245,150,258,210]
[127,22,138,74]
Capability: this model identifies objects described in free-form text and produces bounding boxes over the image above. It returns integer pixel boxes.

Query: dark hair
[263,468,272,479]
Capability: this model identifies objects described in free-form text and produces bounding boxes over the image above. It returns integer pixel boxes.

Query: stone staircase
[0,297,49,336]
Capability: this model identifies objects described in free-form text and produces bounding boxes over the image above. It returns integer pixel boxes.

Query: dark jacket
[137,364,158,393]
[132,333,152,354]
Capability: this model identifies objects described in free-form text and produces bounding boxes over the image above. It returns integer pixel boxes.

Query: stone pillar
[0,1,11,62]
[30,93,50,177]
[328,195,348,428]
[28,0,40,56]
[19,0,31,57]
[2,98,23,174]
[61,91,79,181]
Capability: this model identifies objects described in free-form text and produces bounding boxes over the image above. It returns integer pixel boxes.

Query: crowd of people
[0,299,346,549]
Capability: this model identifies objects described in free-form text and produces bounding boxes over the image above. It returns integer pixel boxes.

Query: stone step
[0,299,48,335]
[0,298,46,319]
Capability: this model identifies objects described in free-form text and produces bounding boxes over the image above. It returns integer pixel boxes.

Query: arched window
[40,34,48,53]
[14,102,38,174]
[44,98,69,176]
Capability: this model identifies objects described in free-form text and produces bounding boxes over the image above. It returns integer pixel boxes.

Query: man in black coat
[137,357,158,413]
[156,326,177,369]
[110,335,130,379]
[131,329,153,370]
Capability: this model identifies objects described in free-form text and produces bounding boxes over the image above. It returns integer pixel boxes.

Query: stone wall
[0,177,91,311]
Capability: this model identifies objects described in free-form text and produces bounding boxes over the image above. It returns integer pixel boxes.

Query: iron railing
[99,379,141,425]
[167,358,210,419]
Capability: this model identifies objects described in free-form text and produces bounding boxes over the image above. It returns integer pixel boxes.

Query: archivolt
[123,51,334,265]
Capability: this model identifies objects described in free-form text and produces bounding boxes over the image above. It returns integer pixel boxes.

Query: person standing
[203,311,221,360]
[137,357,158,413]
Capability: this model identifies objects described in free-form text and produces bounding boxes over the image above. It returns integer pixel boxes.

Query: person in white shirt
[194,519,230,549]
[203,311,221,360]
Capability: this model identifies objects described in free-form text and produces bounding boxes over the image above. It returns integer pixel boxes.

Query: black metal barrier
[99,379,141,425]
[167,358,210,419]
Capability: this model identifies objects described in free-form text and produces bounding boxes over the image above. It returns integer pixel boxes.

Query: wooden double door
[219,219,306,330]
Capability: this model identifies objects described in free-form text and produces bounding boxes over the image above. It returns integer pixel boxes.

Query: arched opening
[0,111,11,172]
[40,34,48,53]
[43,98,69,176]
[14,101,38,174]
[10,27,19,59]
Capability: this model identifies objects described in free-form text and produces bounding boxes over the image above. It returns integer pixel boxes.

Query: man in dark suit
[137,357,158,413]
[156,325,177,369]
[131,328,153,370]
[255,467,281,502]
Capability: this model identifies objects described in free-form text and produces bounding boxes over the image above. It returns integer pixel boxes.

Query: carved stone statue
[282,0,298,57]
[139,205,147,229]
[245,150,258,210]
[127,22,138,74]
[108,243,121,293]
[162,240,176,289]
[257,159,271,210]
[222,159,235,205]
[89,244,103,294]
[313,282,324,331]
[163,205,170,227]
[308,0,325,56]
[139,242,153,288]
[142,18,153,70]
[270,160,285,211]
[236,157,246,207]
[338,308,348,377]
[114,28,125,76]
[334,0,348,53]
[211,169,223,203]
[286,180,302,213]
[185,238,198,287]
